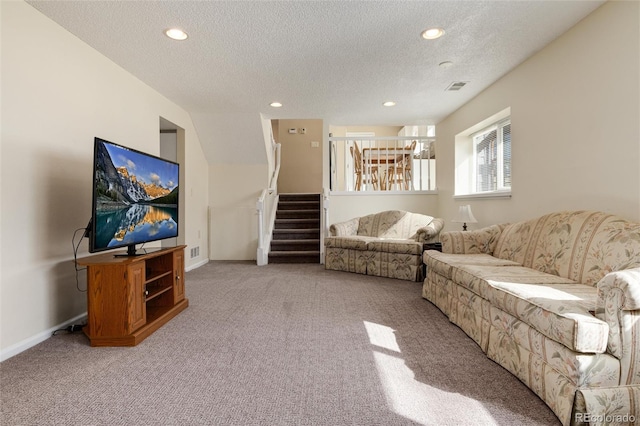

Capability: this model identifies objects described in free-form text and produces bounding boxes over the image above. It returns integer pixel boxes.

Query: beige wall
[277,119,324,193]
[435,0,640,230]
[209,164,268,260]
[0,1,210,357]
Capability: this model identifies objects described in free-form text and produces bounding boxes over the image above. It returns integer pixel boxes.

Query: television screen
[88,137,179,255]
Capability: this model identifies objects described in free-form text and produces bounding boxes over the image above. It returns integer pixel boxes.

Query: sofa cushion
[487,281,607,353]
[452,264,608,353]
[367,239,423,255]
[452,264,577,299]
[488,306,619,386]
[424,251,520,279]
[324,235,379,250]
[357,210,433,240]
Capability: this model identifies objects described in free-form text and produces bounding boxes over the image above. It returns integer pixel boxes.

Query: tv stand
[77,245,188,347]
[113,244,146,257]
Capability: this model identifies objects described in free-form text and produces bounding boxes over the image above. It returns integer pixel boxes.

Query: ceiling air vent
[446,81,468,91]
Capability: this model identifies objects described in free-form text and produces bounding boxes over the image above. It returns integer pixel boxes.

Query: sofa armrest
[416,217,445,243]
[329,217,360,236]
[440,224,505,254]
[595,267,640,362]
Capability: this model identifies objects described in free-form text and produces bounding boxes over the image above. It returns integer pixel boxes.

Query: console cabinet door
[173,250,185,303]
[128,262,146,332]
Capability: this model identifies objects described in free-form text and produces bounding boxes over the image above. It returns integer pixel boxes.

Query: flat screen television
[87,137,179,256]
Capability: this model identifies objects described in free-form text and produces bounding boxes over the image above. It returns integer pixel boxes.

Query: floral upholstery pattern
[595,267,640,386]
[493,211,640,286]
[488,315,619,426]
[441,224,506,254]
[422,210,640,425]
[575,386,640,426]
[425,251,520,280]
[325,210,443,281]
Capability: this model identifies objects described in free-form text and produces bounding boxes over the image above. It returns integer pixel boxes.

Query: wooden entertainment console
[77,245,188,347]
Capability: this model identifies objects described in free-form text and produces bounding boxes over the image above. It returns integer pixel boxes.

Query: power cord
[54,225,91,337]
[52,324,85,336]
[72,227,88,292]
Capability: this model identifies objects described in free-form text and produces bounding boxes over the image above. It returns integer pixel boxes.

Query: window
[454,108,511,198]
[472,118,511,192]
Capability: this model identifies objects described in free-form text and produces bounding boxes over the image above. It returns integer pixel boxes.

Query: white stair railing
[256,142,281,265]
[320,188,330,264]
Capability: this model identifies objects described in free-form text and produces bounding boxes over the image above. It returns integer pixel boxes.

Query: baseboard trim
[186,258,209,272]
[0,312,88,362]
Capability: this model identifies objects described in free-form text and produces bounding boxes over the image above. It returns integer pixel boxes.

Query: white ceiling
[28,0,604,127]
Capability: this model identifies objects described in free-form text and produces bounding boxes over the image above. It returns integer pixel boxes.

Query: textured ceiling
[28,0,604,127]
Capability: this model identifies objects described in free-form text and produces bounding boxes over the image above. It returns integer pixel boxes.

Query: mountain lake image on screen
[89,138,179,255]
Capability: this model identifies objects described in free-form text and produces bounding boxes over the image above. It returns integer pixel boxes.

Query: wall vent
[446,81,468,91]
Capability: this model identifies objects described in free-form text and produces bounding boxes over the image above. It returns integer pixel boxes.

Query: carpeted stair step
[277,201,320,210]
[269,193,322,264]
[279,193,320,202]
[268,250,321,263]
[272,228,320,240]
[276,209,320,219]
[274,218,320,229]
[271,239,320,251]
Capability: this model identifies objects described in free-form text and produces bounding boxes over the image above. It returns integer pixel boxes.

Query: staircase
[268,193,321,263]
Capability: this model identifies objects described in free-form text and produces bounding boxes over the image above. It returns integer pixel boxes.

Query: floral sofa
[325,210,444,281]
[422,210,640,425]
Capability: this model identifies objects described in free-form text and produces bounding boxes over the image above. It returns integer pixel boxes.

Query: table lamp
[452,204,477,231]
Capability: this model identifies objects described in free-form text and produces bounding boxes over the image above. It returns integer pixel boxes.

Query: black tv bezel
[88,137,180,256]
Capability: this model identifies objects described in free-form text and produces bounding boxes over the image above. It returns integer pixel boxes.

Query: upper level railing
[329,136,436,192]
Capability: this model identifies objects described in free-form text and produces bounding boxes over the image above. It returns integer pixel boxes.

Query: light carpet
[1,262,560,425]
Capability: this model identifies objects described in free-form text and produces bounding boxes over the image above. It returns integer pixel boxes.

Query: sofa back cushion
[494,211,640,286]
[357,210,433,240]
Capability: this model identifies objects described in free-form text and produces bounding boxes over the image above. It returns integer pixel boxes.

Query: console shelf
[77,245,188,347]
[146,284,172,302]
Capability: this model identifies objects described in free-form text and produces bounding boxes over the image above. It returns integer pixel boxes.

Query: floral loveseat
[423,210,640,425]
[325,210,444,281]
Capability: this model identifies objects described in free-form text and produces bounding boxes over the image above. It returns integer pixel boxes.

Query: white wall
[0,1,210,357]
[435,0,640,230]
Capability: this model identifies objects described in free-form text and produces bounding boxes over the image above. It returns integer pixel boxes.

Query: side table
[423,242,442,252]
[422,242,442,279]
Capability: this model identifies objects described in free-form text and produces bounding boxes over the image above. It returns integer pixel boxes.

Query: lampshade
[452,205,477,230]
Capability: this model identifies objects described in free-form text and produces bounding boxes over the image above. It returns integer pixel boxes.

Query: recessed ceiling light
[421,28,445,40]
[383,101,396,107]
[439,61,454,68]
[270,102,283,108]
[165,28,188,41]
